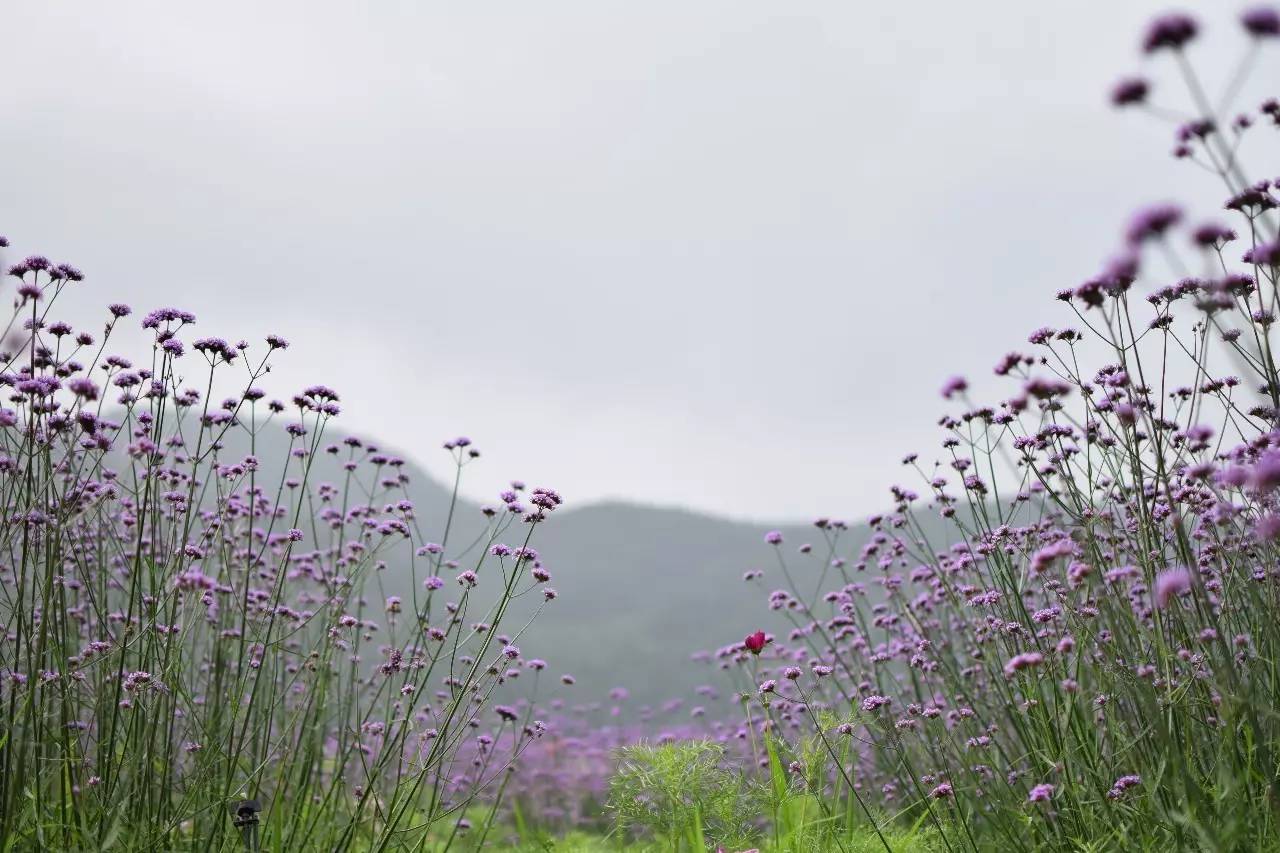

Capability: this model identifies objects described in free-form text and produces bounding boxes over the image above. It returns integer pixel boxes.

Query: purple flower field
[2,5,1280,852]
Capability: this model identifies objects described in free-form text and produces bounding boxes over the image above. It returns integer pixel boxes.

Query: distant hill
[499,500,824,709]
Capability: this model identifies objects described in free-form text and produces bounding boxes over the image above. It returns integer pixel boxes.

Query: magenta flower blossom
[1125,203,1183,245]
[1193,221,1236,247]
[1142,12,1198,52]
[1243,6,1280,37]
[1108,774,1142,799]
[1243,240,1280,266]
[1251,450,1280,491]
[1027,783,1055,803]
[1110,77,1150,107]
[1154,566,1192,609]
[1003,652,1045,678]
[862,695,891,712]
[1255,513,1280,542]
[940,375,968,399]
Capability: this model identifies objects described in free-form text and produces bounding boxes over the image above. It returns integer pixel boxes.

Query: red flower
[743,631,768,655]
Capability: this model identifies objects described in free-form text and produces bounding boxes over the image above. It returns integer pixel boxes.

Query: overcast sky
[2,2,1275,522]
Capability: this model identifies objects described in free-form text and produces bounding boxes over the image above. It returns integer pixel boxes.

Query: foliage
[606,740,764,850]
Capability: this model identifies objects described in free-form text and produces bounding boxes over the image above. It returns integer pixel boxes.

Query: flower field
[3,6,1280,852]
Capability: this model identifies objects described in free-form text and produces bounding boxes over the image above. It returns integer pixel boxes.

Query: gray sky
[2,1,1274,522]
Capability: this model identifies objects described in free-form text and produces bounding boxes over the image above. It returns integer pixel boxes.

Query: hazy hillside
[501,501,822,709]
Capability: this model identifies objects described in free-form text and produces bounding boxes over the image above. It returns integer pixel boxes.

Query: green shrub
[607,740,764,850]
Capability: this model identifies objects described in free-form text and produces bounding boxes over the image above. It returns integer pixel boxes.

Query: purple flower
[764,531,783,545]
[1243,6,1280,37]
[194,338,235,361]
[1227,185,1278,213]
[1256,451,1280,494]
[1192,222,1236,248]
[1030,538,1074,574]
[1108,774,1142,799]
[940,375,968,399]
[1024,377,1073,399]
[1003,651,1045,678]
[1125,203,1182,246]
[304,384,340,402]
[1154,566,1192,609]
[54,263,83,282]
[1255,513,1280,542]
[1110,77,1150,107]
[122,671,152,692]
[17,377,60,397]
[1243,240,1280,266]
[141,307,196,329]
[1143,13,1198,53]
[1027,783,1055,803]
[862,695,891,712]
[68,378,99,400]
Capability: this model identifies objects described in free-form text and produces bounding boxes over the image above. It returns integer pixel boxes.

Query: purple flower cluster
[0,249,566,846]
[685,10,1280,848]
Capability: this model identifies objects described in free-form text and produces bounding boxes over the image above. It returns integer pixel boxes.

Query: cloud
[1,0,1271,521]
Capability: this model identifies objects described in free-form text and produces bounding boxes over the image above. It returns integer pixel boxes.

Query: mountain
[504,501,823,709]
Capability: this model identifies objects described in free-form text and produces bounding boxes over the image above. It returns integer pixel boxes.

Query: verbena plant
[0,252,565,850]
[728,8,1280,853]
